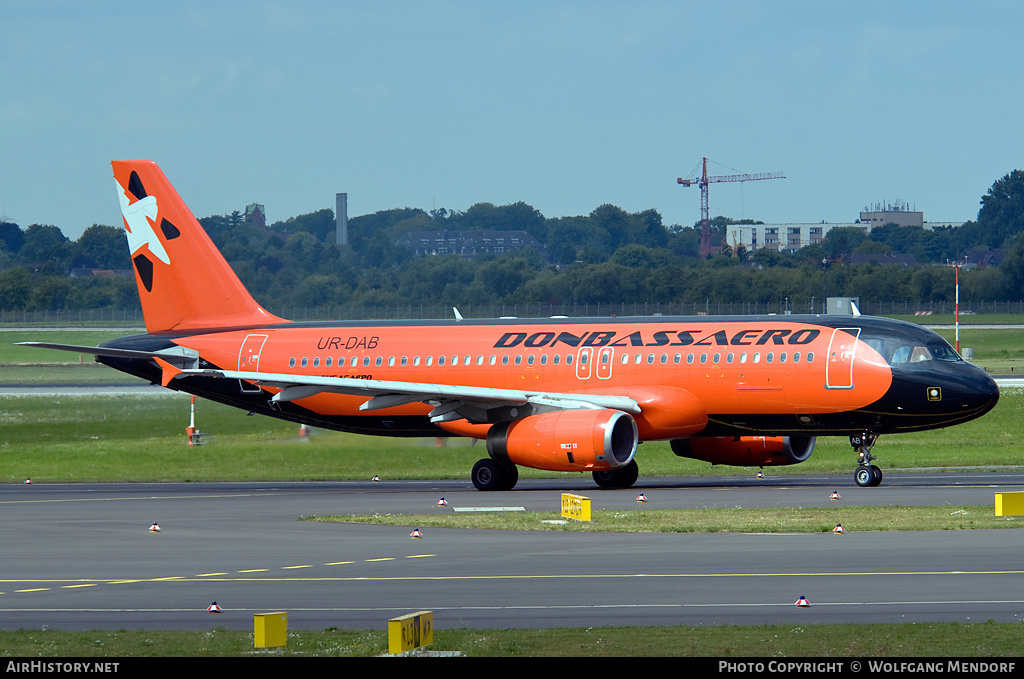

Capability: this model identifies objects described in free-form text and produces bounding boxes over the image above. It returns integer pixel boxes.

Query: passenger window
[740,353,747,363]
[621,354,629,365]
[780,353,787,363]
[426,356,433,366]
[727,353,734,364]
[375,356,383,367]
[477,355,483,365]
[301,357,308,367]
[767,353,774,363]
[289,358,295,368]
[351,357,358,368]
[515,355,522,365]
[401,356,408,366]
[713,353,721,364]
[438,356,445,366]
[528,354,535,365]
[687,353,694,364]
[363,356,370,367]
[489,355,496,365]
[553,354,560,365]
[326,357,332,367]
[414,356,421,366]
[388,357,395,366]
[793,352,800,363]
[566,354,573,365]
[700,353,707,364]
[674,353,681,364]
[451,356,458,366]
[313,357,320,367]
[502,355,509,365]
[753,353,761,363]
[660,354,668,364]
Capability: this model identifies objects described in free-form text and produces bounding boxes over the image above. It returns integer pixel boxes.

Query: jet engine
[671,435,816,467]
[486,408,638,472]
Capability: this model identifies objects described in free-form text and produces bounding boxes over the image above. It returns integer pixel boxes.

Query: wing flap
[169,366,641,415]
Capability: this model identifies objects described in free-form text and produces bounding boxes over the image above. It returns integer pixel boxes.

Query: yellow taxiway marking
[15,588,50,593]
[61,584,97,589]
[9,569,1024,589]
[366,558,395,562]
[238,569,268,573]
[196,572,228,577]
[282,565,312,570]
[325,561,354,566]
[406,555,435,559]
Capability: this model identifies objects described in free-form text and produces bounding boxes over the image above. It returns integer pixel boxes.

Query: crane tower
[677,157,785,258]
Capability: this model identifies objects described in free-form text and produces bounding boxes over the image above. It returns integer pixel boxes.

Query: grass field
[1,387,1022,483]
[2,622,1022,657]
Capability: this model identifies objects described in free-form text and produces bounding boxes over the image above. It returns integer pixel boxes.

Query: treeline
[1,171,1024,314]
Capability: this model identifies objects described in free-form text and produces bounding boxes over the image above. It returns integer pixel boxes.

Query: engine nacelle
[487,409,638,473]
[671,435,816,467]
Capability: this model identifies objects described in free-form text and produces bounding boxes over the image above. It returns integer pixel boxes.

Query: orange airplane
[23,161,1000,490]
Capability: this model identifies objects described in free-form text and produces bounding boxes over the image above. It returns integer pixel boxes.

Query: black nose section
[874,362,999,433]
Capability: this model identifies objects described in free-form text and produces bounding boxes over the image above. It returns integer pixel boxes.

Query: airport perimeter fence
[3,300,1024,325]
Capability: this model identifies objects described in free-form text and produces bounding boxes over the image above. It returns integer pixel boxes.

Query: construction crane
[677,157,785,258]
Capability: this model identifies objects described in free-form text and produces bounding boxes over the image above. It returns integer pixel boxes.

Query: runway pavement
[2,473,1024,631]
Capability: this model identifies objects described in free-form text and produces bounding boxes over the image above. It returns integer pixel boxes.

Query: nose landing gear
[852,433,883,487]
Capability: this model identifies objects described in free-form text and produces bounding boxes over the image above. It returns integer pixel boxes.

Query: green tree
[74,224,130,270]
[977,169,1024,247]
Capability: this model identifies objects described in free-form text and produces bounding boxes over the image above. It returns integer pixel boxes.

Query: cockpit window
[888,342,960,364]
[865,334,961,366]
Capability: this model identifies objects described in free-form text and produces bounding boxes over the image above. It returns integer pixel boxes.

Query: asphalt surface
[2,473,1023,631]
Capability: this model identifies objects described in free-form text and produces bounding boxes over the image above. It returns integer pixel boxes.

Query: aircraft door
[576,347,593,380]
[238,334,268,393]
[596,346,614,379]
[825,328,860,390]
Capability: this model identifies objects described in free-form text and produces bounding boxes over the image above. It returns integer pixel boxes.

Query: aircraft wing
[159,362,641,424]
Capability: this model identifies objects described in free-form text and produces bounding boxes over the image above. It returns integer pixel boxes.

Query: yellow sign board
[254,612,287,648]
[388,610,434,654]
[561,493,591,521]
[995,492,1024,516]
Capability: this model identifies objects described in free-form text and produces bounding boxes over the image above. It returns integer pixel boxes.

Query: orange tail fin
[112,160,288,333]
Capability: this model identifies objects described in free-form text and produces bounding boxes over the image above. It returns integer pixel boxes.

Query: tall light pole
[947,258,966,354]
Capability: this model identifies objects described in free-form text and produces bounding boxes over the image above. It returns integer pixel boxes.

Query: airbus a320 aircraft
[23,161,1000,490]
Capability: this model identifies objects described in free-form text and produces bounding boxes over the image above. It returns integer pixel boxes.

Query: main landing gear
[471,458,519,491]
[851,433,883,487]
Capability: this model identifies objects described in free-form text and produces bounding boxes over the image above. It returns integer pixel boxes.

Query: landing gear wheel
[471,458,518,491]
[592,460,639,489]
[855,465,874,487]
[850,432,884,487]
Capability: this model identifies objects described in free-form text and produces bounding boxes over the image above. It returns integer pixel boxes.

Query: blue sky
[2,1,1022,240]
